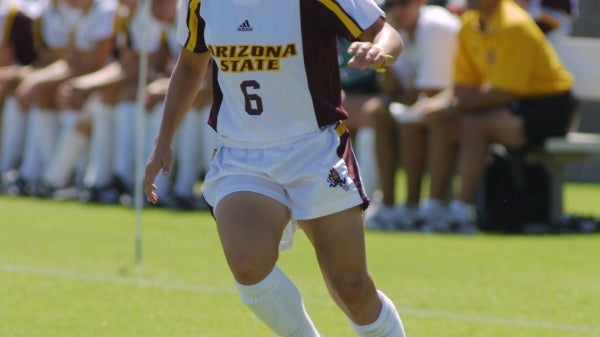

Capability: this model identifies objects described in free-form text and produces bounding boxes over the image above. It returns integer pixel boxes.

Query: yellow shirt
[454,0,572,97]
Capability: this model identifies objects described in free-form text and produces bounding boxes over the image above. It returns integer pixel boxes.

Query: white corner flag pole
[134,0,151,265]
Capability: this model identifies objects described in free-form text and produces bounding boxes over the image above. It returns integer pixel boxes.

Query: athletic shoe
[365,204,399,231]
[392,205,423,231]
[419,199,450,233]
[445,201,478,234]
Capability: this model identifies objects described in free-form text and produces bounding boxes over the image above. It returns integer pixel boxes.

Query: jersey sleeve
[176,0,208,53]
[319,0,385,39]
[89,1,118,43]
[414,23,458,90]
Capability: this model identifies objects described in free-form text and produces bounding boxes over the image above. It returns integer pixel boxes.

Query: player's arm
[347,18,403,72]
[143,48,210,204]
[155,48,211,145]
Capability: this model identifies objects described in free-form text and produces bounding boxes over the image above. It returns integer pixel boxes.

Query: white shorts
[201,122,370,220]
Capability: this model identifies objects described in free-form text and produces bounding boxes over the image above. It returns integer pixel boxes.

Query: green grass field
[1,182,600,337]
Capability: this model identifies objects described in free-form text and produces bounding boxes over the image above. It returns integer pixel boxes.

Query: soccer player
[412,0,576,232]
[143,0,406,336]
[0,0,39,177]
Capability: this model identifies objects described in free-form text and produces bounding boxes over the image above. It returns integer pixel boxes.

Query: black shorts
[509,91,578,148]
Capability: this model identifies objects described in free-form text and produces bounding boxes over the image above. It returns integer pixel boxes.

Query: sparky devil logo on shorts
[327,168,351,191]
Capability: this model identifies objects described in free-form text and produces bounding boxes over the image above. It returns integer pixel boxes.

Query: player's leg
[43,110,90,191]
[214,191,320,337]
[0,96,27,173]
[112,100,137,192]
[457,108,524,204]
[299,207,405,336]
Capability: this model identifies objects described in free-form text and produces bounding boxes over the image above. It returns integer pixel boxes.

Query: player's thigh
[299,206,370,284]
[215,191,289,279]
[472,108,525,148]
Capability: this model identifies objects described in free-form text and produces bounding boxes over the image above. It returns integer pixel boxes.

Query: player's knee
[329,273,373,309]
[227,251,277,285]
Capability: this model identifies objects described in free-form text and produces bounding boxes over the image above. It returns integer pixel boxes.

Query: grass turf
[1,181,599,337]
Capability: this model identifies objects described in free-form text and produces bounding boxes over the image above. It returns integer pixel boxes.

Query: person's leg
[0,96,27,173]
[215,191,320,337]
[112,101,137,190]
[372,103,400,207]
[427,117,459,202]
[399,123,426,208]
[300,206,405,336]
[43,111,89,189]
[84,101,115,189]
[457,109,525,204]
[344,94,382,199]
[173,108,203,199]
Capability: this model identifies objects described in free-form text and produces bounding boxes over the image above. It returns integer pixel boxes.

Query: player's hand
[57,81,89,110]
[346,41,390,71]
[14,78,38,111]
[411,94,453,124]
[143,141,174,204]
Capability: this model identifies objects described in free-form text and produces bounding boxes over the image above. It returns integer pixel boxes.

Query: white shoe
[419,199,449,233]
[392,205,422,231]
[445,201,478,235]
[365,204,398,231]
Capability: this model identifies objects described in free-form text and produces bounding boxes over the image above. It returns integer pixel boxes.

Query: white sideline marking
[2,263,600,335]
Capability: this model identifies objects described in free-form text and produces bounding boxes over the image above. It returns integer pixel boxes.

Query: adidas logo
[237,19,253,32]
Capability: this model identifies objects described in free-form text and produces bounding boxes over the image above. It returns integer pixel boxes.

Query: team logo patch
[327,168,351,191]
[237,19,253,32]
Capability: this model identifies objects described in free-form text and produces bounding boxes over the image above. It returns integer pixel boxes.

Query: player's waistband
[218,122,347,149]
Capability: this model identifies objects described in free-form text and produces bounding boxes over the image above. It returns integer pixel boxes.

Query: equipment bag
[477,149,552,233]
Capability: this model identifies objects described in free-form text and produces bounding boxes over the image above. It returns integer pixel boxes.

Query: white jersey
[127,3,164,54]
[177,0,384,146]
[73,0,117,52]
[391,5,460,91]
[41,0,80,50]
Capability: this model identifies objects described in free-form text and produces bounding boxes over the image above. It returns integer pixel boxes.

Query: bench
[531,36,600,223]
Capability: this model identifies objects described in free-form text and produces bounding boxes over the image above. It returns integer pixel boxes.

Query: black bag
[476,149,552,233]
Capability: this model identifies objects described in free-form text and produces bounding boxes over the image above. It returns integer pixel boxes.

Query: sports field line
[2,263,600,335]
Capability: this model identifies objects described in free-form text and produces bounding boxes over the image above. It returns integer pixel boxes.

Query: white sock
[235,266,320,337]
[355,127,378,199]
[44,128,89,188]
[349,291,405,337]
[19,108,42,182]
[35,109,60,169]
[84,102,114,188]
[0,96,27,172]
[43,111,85,188]
[173,108,204,197]
[113,101,137,188]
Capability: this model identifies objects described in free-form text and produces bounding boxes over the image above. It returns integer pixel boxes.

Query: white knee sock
[113,101,137,188]
[355,127,378,199]
[84,102,114,188]
[173,108,204,197]
[235,266,320,337]
[43,111,89,188]
[0,96,27,172]
[35,109,60,169]
[19,108,42,182]
[349,291,405,337]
